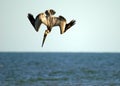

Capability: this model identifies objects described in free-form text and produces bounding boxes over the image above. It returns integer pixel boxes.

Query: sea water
[0,52,120,86]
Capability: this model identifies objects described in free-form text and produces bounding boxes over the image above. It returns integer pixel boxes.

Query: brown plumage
[27,9,76,47]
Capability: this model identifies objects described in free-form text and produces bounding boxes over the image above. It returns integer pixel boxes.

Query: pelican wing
[28,14,42,32]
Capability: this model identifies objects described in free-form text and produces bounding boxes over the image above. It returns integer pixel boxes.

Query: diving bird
[27,9,76,47]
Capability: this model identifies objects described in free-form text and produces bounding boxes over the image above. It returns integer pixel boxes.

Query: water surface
[0,53,120,86]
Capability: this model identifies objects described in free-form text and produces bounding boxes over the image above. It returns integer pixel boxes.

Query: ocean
[0,52,120,86]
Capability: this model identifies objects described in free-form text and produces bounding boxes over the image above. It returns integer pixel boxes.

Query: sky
[0,0,120,52]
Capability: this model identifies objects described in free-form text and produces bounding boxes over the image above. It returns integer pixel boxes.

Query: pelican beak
[41,33,47,47]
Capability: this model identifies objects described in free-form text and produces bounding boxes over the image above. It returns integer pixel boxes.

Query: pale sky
[0,0,120,52]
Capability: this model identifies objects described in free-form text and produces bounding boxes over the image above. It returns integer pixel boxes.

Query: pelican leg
[41,30,50,47]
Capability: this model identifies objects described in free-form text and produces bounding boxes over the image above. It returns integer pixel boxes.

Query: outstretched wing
[45,9,56,16]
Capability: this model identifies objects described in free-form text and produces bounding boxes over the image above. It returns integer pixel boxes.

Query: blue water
[0,53,120,86]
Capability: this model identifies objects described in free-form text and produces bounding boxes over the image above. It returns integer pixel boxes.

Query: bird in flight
[27,9,76,47]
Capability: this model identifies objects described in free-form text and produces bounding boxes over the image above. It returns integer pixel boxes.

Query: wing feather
[34,14,42,32]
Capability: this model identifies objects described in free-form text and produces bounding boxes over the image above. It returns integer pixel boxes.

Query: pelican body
[28,9,76,47]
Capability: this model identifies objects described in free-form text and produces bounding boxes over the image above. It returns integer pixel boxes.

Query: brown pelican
[27,9,76,47]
